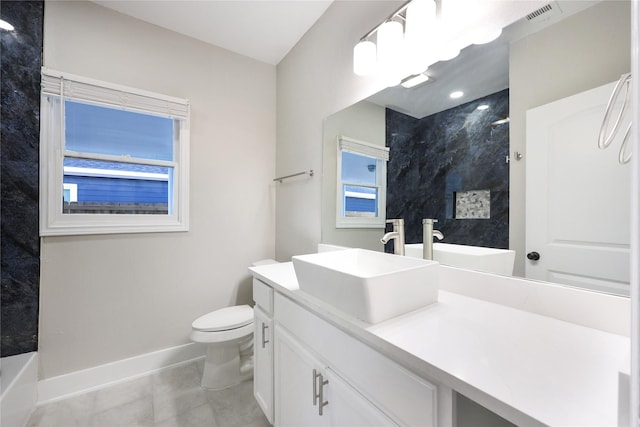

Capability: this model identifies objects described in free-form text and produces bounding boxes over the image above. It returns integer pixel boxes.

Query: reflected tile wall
[386,89,509,250]
[1,1,44,357]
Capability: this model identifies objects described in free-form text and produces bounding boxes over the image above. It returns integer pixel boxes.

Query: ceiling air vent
[526,2,563,23]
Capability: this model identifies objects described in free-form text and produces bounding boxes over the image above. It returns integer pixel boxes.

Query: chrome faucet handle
[422,218,438,225]
[386,218,404,225]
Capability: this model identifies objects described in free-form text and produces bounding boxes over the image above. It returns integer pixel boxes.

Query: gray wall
[509,1,630,276]
[322,100,386,250]
[39,0,276,379]
[1,0,43,358]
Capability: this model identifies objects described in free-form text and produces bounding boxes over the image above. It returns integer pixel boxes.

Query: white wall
[275,0,404,261]
[322,100,386,250]
[509,1,630,276]
[40,1,276,379]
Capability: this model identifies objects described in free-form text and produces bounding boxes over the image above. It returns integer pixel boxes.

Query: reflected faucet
[381,219,405,255]
[422,219,444,260]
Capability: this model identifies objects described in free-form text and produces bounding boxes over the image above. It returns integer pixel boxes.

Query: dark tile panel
[1,0,43,357]
[0,1,44,69]
[386,89,510,250]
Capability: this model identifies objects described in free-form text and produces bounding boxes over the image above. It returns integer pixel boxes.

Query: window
[336,136,389,228]
[40,68,190,236]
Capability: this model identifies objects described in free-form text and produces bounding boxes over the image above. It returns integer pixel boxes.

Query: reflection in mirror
[336,136,389,229]
[322,0,631,296]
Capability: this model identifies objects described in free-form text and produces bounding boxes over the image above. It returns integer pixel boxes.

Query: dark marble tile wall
[1,1,44,357]
[386,89,510,250]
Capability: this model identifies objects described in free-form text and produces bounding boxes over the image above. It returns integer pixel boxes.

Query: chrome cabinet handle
[318,373,329,416]
[261,323,269,348]
[312,369,319,406]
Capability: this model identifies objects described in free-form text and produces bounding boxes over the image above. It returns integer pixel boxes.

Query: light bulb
[353,40,377,76]
[405,0,437,75]
[377,20,404,87]
[472,27,503,45]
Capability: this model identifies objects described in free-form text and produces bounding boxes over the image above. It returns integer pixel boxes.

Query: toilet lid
[192,305,254,332]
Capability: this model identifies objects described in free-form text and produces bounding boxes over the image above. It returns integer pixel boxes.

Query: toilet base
[201,340,253,390]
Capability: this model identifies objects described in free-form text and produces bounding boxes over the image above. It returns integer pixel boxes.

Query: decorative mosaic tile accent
[455,190,490,219]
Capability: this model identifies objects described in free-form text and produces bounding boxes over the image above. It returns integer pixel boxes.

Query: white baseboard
[37,342,205,404]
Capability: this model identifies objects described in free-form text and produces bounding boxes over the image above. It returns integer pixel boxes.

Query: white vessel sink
[292,248,439,324]
[405,243,515,276]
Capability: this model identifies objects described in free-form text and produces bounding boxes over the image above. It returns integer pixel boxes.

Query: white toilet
[191,259,278,390]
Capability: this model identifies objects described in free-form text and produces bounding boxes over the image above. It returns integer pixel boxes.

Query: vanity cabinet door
[275,326,397,427]
[323,367,397,426]
[253,306,273,424]
[275,327,326,427]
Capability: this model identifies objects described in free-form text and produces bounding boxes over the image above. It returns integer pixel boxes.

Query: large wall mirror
[322,0,631,296]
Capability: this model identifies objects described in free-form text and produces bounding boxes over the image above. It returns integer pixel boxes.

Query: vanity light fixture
[401,73,430,88]
[352,0,437,86]
[450,91,464,99]
[0,19,15,31]
[353,0,506,85]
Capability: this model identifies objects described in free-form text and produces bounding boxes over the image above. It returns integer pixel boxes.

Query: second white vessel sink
[405,243,515,276]
[292,248,439,324]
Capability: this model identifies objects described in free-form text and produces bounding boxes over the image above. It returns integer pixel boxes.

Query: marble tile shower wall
[1,1,44,357]
[386,89,509,250]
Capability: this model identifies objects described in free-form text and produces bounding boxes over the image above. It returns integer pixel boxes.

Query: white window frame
[39,68,190,236]
[336,136,389,229]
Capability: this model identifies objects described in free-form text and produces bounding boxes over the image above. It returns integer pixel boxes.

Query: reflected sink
[405,243,515,276]
[292,248,439,324]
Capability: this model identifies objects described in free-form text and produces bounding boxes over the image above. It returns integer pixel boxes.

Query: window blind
[338,136,390,161]
[41,68,189,120]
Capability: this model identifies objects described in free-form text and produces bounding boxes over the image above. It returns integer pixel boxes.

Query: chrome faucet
[381,218,405,255]
[422,219,444,260]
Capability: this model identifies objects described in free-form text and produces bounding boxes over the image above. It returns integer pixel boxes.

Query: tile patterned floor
[27,360,271,427]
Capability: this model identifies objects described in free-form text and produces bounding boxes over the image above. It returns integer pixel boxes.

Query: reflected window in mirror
[336,136,389,228]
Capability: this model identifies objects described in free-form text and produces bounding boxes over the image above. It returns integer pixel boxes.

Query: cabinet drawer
[253,278,273,314]
[275,292,437,427]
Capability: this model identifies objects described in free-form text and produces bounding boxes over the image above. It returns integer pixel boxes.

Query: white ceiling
[90,0,334,65]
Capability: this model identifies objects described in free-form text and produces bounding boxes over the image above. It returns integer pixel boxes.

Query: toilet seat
[192,305,253,332]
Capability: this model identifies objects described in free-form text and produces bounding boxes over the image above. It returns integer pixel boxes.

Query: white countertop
[250,262,630,427]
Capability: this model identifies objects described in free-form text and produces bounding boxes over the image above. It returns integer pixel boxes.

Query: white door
[525,81,630,295]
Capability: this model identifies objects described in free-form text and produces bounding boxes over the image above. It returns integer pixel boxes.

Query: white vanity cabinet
[253,279,274,423]
[273,290,437,427]
[275,326,397,426]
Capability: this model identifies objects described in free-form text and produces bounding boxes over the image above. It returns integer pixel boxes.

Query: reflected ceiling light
[491,117,510,126]
[477,104,489,110]
[450,91,464,99]
[401,73,430,88]
[353,40,377,76]
[0,19,15,31]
